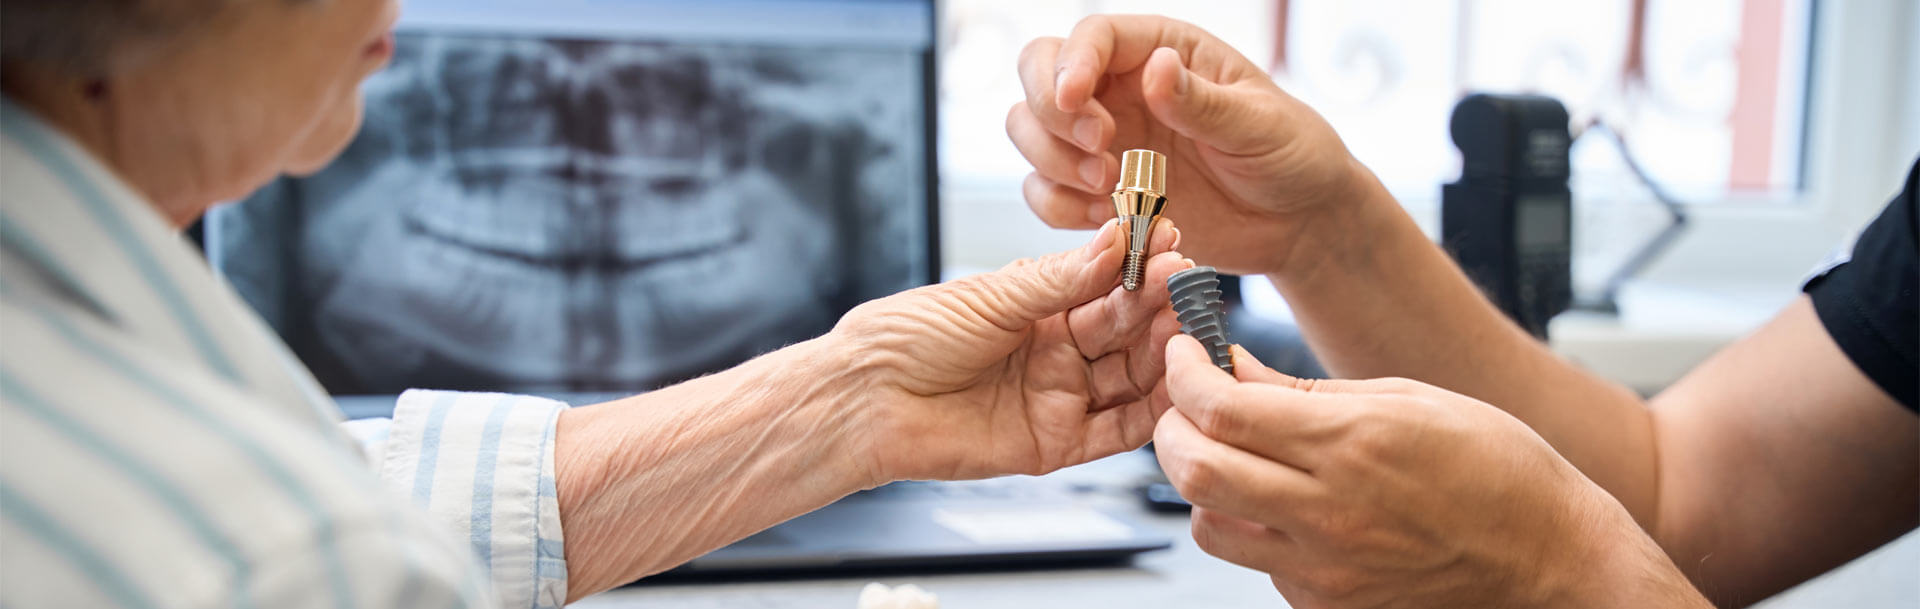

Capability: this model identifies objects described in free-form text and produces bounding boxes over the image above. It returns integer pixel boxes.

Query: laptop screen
[206,0,937,397]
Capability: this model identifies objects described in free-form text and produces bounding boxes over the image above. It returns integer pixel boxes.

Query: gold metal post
[1111,149,1169,291]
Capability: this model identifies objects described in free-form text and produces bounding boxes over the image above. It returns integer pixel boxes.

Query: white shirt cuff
[374,390,569,609]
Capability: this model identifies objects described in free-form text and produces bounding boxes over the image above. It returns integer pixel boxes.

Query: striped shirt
[0,99,568,608]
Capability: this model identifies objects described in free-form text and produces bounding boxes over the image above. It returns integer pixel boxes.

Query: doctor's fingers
[1023,172,1109,230]
[1009,102,1118,197]
[1053,15,1187,113]
[1165,336,1363,468]
[1226,345,1302,385]
[1194,506,1380,607]
[1017,36,1116,153]
[1190,506,1303,575]
[1153,408,1329,532]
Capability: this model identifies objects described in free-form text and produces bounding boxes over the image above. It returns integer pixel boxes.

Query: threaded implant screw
[1122,250,1147,291]
[1167,266,1234,373]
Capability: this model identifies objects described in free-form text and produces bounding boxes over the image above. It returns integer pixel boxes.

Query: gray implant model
[1168,266,1233,373]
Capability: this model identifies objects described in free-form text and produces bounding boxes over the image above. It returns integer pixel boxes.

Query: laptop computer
[212,0,1169,576]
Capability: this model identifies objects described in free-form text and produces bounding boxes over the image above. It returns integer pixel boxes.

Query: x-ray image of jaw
[210,33,928,395]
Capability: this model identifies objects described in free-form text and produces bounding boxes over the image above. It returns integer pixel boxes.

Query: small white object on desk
[858,583,940,609]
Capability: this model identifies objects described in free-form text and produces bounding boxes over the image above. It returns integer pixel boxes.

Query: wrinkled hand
[833,220,1189,482]
[1153,336,1706,608]
[1011,15,1372,275]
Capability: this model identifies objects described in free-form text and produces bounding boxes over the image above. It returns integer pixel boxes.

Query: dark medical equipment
[1441,93,1574,339]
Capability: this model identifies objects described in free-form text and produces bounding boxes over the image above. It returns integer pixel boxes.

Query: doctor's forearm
[549,335,885,600]
[1266,172,1662,525]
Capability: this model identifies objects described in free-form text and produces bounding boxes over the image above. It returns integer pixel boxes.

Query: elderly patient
[0,0,1187,606]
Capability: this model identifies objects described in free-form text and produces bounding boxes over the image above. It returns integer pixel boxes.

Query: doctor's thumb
[1226,345,1298,385]
[1139,47,1282,157]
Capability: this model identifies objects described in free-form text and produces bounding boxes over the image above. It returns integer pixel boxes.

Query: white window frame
[1626,0,1919,289]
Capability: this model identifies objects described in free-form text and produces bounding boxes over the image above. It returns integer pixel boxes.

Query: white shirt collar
[0,97,340,425]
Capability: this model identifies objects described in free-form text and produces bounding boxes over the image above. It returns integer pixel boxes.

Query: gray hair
[0,0,244,77]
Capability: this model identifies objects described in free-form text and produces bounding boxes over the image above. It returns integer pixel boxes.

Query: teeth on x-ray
[209,33,929,395]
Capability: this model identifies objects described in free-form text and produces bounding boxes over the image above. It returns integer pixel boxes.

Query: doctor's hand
[1152,336,1712,609]
[832,219,1187,482]
[1011,15,1379,275]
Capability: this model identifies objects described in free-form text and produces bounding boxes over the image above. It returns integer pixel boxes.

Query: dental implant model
[1111,149,1169,291]
[1168,266,1234,373]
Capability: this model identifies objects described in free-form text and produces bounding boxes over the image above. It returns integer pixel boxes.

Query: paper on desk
[859,583,939,609]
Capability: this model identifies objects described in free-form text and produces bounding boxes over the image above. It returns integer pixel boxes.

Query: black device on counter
[1441,93,1574,339]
